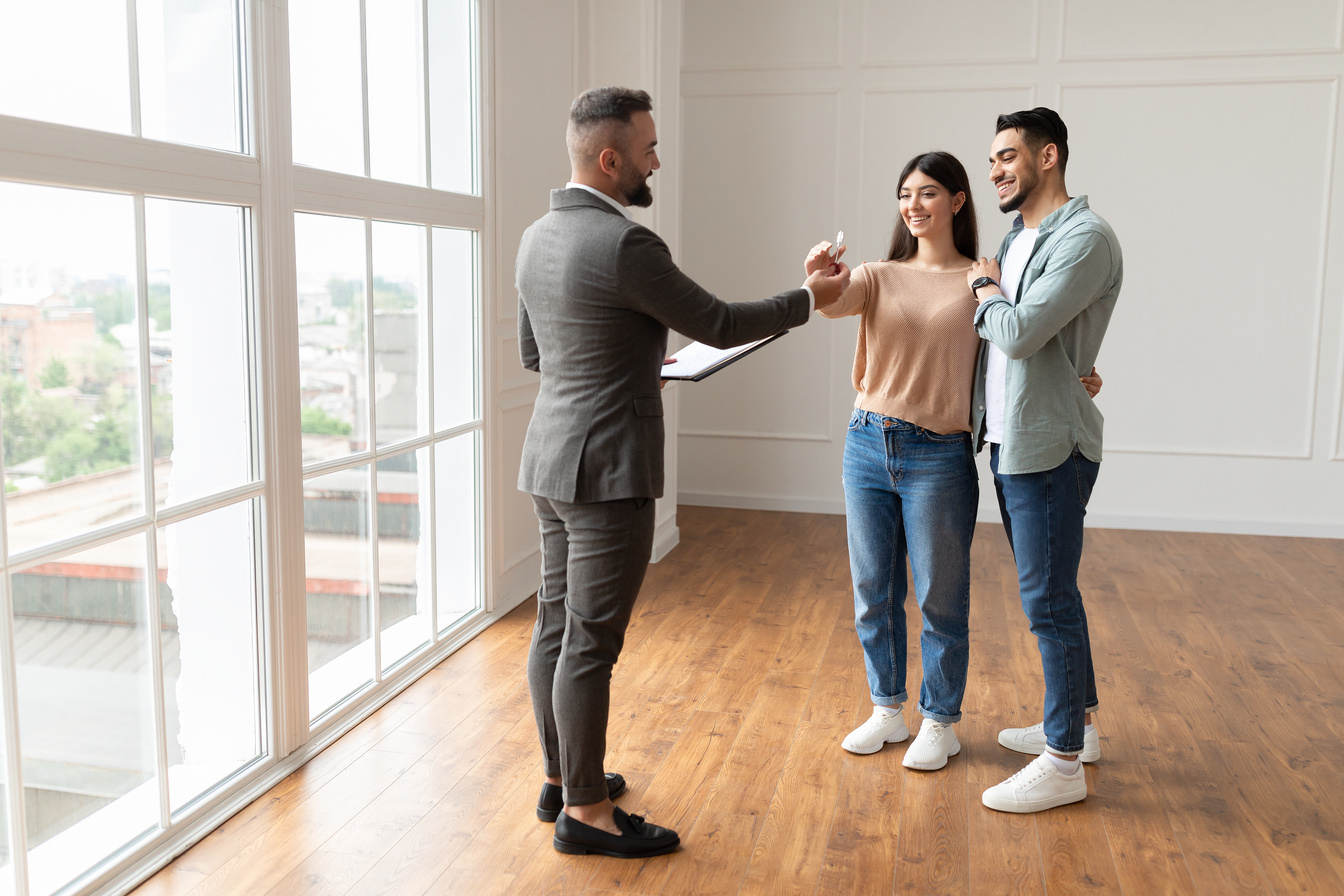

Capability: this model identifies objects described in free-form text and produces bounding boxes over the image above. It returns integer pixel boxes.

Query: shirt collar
[565,182,632,219]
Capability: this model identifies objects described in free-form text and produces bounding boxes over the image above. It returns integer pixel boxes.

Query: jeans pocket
[847,409,865,432]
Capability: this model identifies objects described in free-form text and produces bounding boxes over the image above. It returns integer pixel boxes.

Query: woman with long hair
[809,151,1099,770]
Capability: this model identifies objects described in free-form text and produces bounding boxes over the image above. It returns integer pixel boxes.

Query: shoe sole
[998,733,1100,763]
[981,786,1086,814]
[552,835,680,858]
[537,779,629,823]
[841,727,909,755]
[902,739,960,771]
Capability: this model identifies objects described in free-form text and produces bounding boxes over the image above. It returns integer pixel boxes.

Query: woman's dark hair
[885,151,978,263]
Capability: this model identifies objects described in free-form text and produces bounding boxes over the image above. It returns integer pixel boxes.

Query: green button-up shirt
[971,195,1122,475]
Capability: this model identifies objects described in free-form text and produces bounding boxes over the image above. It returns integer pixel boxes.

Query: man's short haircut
[567,87,654,167]
[996,107,1068,173]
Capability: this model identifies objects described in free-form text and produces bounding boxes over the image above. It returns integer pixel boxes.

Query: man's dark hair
[996,107,1068,173]
[567,87,653,168]
[887,151,978,263]
[569,86,653,130]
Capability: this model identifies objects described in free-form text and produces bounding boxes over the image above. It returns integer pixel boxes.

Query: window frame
[0,1,496,893]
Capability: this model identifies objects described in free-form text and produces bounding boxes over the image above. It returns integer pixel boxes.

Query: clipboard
[659,331,788,382]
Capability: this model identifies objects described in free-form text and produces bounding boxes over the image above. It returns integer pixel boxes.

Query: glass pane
[289,0,364,176]
[137,0,244,152]
[157,499,262,814]
[12,534,159,896]
[0,2,132,134]
[378,449,429,671]
[305,465,374,720]
[145,199,253,510]
[435,433,477,632]
[367,0,425,185]
[0,183,144,557]
[428,0,475,193]
[295,214,368,461]
[431,228,476,431]
[372,221,426,446]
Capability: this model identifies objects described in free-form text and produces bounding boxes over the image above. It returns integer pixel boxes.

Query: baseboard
[1065,511,1344,540]
[678,491,845,516]
[679,492,1344,540]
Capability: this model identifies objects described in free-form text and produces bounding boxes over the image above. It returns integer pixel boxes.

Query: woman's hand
[806,241,845,276]
[1080,366,1102,398]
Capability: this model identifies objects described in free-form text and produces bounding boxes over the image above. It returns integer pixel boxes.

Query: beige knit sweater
[819,260,980,434]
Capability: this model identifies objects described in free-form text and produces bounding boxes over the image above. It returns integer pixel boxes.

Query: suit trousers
[527,494,656,806]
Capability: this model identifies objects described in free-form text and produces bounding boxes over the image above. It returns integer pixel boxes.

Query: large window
[0,2,484,895]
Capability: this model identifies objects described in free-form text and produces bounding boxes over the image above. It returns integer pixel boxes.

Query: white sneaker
[998,722,1100,763]
[902,718,960,771]
[841,707,908,755]
[982,754,1087,813]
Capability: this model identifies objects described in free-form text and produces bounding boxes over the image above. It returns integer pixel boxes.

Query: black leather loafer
[553,806,679,858]
[536,772,627,822]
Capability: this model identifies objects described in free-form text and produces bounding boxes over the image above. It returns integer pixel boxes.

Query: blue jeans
[990,443,1101,755]
[842,410,978,722]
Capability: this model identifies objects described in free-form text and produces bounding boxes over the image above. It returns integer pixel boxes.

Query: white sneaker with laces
[902,718,960,770]
[841,707,908,755]
[982,754,1087,813]
[998,722,1100,762]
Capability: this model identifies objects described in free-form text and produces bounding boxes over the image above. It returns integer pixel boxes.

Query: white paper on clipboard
[659,331,788,381]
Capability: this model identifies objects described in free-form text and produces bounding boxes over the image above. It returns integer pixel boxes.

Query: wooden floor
[132,506,1344,896]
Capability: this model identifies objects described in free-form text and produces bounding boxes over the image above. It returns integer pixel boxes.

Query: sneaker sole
[998,733,1100,763]
[841,731,908,755]
[902,739,960,771]
[981,785,1086,814]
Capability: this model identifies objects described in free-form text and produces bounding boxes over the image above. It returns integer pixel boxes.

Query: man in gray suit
[517,86,851,858]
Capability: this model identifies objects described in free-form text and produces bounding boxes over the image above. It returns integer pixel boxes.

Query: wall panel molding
[1059,0,1344,62]
[860,0,1041,67]
[1060,76,1336,462]
[674,0,1344,533]
[680,0,841,72]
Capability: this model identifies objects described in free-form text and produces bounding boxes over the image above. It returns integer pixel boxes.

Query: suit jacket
[516,188,811,503]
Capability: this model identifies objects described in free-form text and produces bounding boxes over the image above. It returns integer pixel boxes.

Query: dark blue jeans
[842,410,978,722]
[990,443,1101,755]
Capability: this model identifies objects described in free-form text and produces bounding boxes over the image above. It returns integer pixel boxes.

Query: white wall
[489,0,684,615]
[674,0,1344,538]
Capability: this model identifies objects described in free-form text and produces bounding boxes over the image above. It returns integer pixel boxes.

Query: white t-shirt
[984,227,1038,444]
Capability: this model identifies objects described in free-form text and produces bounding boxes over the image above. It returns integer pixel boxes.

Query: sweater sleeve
[817,262,872,319]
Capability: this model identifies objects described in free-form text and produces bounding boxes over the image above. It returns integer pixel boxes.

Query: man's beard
[619,165,653,208]
[998,169,1036,213]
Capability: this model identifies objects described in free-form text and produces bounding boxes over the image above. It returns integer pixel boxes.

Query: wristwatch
[970,276,999,292]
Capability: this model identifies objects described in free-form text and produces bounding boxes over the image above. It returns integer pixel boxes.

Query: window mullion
[254,0,310,758]
[0,577,31,895]
[421,0,432,189]
[134,195,175,833]
[365,219,382,680]
[359,0,372,179]
[126,0,143,136]
[425,227,439,639]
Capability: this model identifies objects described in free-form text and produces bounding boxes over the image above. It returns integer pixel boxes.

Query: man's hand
[967,256,1003,304]
[806,262,851,310]
[1081,366,1101,398]
[806,241,845,277]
